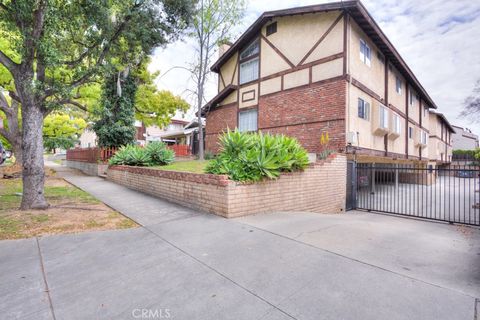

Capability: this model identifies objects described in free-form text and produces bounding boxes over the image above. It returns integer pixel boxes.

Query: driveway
[1,166,479,319]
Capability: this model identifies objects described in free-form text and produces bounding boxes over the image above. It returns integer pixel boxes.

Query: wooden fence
[167,144,191,157]
[66,147,117,163]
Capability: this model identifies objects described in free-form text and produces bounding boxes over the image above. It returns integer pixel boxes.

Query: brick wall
[107,154,347,218]
[66,160,108,177]
[205,103,237,153]
[204,79,347,154]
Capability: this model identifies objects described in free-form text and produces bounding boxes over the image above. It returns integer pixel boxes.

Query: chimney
[218,41,232,58]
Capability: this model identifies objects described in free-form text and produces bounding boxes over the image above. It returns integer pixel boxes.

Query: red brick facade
[205,79,347,154]
[205,103,237,153]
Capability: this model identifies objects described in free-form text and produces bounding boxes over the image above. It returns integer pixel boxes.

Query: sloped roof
[429,111,455,133]
[210,0,437,109]
[200,84,237,116]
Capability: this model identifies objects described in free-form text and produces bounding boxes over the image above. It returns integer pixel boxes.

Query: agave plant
[145,141,175,165]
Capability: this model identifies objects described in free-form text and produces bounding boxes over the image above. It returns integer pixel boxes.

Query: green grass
[154,160,211,173]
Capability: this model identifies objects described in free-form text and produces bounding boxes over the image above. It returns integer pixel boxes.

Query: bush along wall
[108,142,175,167]
[206,131,310,182]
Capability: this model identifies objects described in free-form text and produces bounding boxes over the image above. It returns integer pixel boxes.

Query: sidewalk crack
[36,237,57,320]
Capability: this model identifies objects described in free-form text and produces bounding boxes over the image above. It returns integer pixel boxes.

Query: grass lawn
[0,170,137,240]
[154,160,211,173]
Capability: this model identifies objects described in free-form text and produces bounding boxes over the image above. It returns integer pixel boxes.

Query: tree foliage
[0,0,195,209]
[190,0,246,159]
[460,80,480,123]
[43,113,86,152]
[93,71,138,148]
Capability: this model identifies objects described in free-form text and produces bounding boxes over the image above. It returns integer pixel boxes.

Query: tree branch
[0,49,19,73]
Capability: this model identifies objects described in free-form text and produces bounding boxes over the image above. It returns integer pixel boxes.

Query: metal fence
[355,163,480,226]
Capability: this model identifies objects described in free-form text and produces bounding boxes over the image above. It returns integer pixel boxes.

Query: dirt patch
[0,170,137,240]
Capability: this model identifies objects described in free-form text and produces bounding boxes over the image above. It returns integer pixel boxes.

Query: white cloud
[150,0,480,135]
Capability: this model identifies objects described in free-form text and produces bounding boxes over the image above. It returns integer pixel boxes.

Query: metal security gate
[353,163,480,226]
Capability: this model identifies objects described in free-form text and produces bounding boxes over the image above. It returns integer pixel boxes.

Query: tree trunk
[20,100,48,210]
[11,137,23,165]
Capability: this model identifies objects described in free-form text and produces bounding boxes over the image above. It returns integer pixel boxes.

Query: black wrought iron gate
[348,163,480,226]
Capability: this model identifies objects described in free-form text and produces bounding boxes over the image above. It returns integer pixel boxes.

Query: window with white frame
[408,126,413,139]
[409,90,415,105]
[239,39,259,84]
[238,109,257,132]
[396,76,402,94]
[420,130,428,144]
[379,105,389,129]
[424,106,428,117]
[359,39,371,66]
[358,98,370,120]
[393,113,401,134]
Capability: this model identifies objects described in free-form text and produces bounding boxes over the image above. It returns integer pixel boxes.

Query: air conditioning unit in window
[346,131,358,145]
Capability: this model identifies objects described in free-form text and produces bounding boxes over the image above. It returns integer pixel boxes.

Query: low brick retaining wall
[107,154,346,218]
[66,160,108,177]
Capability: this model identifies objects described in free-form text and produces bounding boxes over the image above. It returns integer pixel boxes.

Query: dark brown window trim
[239,53,260,64]
[259,75,346,99]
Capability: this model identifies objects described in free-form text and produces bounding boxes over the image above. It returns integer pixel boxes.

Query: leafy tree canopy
[43,113,86,151]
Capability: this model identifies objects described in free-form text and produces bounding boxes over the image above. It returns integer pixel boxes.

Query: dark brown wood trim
[343,11,348,76]
[241,89,256,102]
[259,117,345,131]
[260,75,346,99]
[260,34,295,69]
[231,56,238,85]
[309,67,312,84]
[350,77,384,103]
[384,57,389,105]
[298,12,344,66]
[419,97,422,160]
[354,147,413,160]
[238,53,259,64]
[219,72,226,88]
[260,52,343,83]
[405,84,409,158]
[281,75,284,90]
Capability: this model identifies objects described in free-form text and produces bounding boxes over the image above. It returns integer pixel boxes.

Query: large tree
[190,0,245,159]
[0,0,194,209]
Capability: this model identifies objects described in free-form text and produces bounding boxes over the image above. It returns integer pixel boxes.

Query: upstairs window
[409,90,415,105]
[238,109,258,132]
[358,98,370,120]
[393,113,401,134]
[266,22,277,36]
[396,76,402,94]
[408,127,413,139]
[360,39,371,66]
[424,106,428,117]
[379,105,389,129]
[239,39,259,84]
[420,130,428,144]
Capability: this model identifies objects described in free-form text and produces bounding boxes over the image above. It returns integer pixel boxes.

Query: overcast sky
[149,0,480,135]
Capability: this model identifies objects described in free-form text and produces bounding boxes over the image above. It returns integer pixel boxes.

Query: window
[396,76,402,94]
[266,22,277,36]
[239,39,259,84]
[408,127,413,139]
[420,130,428,144]
[409,90,414,105]
[359,39,371,66]
[424,106,428,117]
[379,105,389,129]
[393,113,401,134]
[358,98,370,120]
[238,109,257,132]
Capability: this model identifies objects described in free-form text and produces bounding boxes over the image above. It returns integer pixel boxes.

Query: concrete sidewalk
[1,164,478,319]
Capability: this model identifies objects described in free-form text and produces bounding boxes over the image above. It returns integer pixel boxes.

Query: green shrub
[109,142,176,166]
[109,145,151,166]
[206,130,309,182]
[145,142,175,165]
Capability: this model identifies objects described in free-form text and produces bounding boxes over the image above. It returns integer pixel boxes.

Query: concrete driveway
[1,167,479,319]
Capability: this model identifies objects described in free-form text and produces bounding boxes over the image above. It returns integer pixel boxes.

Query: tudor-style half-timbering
[202,1,446,163]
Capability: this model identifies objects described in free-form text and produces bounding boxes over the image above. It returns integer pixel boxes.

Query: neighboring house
[156,119,205,155]
[451,125,479,150]
[428,112,455,164]
[77,119,191,148]
[201,0,441,164]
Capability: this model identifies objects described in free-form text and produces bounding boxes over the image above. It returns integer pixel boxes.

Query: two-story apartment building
[428,112,455,164]
[201,0,439,164]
